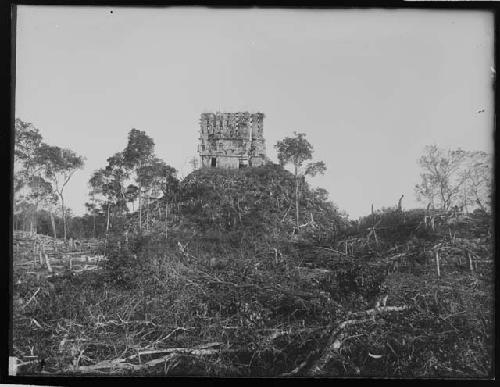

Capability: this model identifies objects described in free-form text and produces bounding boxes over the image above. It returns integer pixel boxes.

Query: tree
[179,163,344,245]
[14,119,44,234]
[122,129,155,231]
[88,151,131,238]
[125,184,139,212]
[14,175,54,235]
[160,165,179,239]
[459,151,492,213]
[275,132,327,232]
[37,144,85,240]
[85,191,104,239]
[415,145,467,211]
[104,152,131,220]
[89,168,114,236]
[136,158,174,230]
[14,119,42,167]
[34,177,59,238]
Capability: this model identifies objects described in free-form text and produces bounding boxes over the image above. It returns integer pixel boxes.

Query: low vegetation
[12,121,493,377]
[12,165,493,377]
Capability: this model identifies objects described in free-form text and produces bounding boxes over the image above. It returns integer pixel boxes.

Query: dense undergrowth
[12,166,494,377]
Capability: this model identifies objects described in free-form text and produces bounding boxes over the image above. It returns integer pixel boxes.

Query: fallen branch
[347,305,408,319]
[71,342,227,373]
[314,246,345,257]
[280,304,410,377]
[152,327,195,345]
[306,318,372,377]
[206,278,319,301]
[309,305,409,376]
[21,287,40,310]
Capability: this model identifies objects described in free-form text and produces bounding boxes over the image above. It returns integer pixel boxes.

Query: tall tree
[37,144,85,240]
[125,184,139,212]
[415,145,468,211]
[89,168,114,236]
[459,151,492,213]
[14,119,44,234]
[104,151,130,222]
[160,165,179,239]
[14,119,42,169]
[275,132,326,232]
[85,191,104,239]
[136,157,168,230]
[32,176,59,238]
[89,152,130,237]
[123,129,155,231]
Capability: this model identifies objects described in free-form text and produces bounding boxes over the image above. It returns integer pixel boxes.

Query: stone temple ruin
[198,112,266,169]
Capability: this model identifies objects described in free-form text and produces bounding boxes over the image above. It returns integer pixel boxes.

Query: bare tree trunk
[33,203,38,235]
[435,249,441,278]
[50,210,57,238]
[468,251,474,272]
[29,205,35,235]
[138,182,142,231]
[463,186,468,213]
[61,194,67,240]
[146,195,149,230]
[33,177,39,235]
[165,201,168,239]
[439,185,446,211]
[106,204,110,234]
[93,213,96,239]
[294,164,299,233]
[475,197,486,213]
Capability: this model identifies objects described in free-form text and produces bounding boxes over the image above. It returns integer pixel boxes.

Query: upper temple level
[198,112,266,169]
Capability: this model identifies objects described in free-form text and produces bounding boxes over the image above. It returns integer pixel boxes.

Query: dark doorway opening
[211,157,217,167]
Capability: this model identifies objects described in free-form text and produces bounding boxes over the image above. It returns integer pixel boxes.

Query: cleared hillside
[12,166,493,377]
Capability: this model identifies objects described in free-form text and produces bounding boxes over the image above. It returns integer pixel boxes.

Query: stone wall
[201,155,240,169]
[198,112,266,169]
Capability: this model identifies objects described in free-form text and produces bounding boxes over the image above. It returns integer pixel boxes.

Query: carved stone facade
[198,112,266,169]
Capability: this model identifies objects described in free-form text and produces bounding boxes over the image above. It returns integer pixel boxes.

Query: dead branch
[71,342,227,373]
[307,305,409,376]
[314,246,352,257]
[21,287,41,310]
[280,305,409,377]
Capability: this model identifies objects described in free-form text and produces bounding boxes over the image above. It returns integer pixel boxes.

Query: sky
[15,6,494,219]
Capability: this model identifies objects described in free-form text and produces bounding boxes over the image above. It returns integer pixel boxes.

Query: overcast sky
[15,6,494,219]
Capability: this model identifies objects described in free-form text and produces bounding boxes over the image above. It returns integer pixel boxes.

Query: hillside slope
[11,166,494,377]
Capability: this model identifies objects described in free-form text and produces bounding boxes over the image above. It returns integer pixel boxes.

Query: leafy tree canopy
[123,128,155,169]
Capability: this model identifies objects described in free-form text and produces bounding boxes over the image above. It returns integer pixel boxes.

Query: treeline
[87,128,179,238]
[14,119,85,239]
[14,208,107,240]
[86,129,338,245]
[414,145,492,213]
[14,120,180,241]
[14,118,492,243]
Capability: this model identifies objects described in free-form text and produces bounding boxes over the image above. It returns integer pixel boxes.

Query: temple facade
[198,112,266,169]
